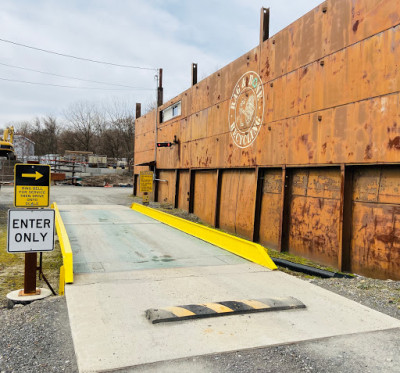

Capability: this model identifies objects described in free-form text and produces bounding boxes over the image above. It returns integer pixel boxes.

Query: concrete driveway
[52,189,400,373]
[2,186,399,372]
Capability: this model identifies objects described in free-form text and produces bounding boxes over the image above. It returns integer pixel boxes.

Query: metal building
[134,0,400,280]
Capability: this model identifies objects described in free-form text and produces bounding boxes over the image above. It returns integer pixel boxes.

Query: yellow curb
[130,203,277,270]
[52,202,74,283]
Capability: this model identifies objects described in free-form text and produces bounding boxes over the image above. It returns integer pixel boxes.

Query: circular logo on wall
[228,71,264,148]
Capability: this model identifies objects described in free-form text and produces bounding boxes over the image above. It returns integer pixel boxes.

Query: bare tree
[101,98,135,162]
[63,101,105,152]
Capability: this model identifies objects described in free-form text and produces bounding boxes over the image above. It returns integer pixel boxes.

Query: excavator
[0,126,16,160]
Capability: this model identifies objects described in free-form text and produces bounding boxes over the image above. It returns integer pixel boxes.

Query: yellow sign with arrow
[14,164,51,207]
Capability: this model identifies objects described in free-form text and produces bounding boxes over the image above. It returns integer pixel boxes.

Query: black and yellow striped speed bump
[146,296,306,324]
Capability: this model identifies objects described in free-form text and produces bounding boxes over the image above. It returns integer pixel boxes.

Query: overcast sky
[0,0,322,126]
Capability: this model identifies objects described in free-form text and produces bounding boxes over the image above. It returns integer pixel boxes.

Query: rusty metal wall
[178,170,190,211]
[193,170,218,226]
[133,0,400,279]
[350,166,400,280]
[258,169,283,250]
[157,170,175,205]
[218,169,257,240]
[287,168,341,267]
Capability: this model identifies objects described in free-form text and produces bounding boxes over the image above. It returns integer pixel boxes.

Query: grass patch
[0,209,63,308]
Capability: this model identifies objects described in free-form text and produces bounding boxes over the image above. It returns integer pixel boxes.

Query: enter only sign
[7,209,55,253]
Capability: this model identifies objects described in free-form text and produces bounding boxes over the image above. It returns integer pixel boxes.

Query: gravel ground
[0,297,78,373]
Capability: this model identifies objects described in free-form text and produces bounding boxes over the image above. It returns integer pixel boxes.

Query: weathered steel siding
[219,170,256,240]
[259,169,283,250]
[134,0,400,279]
[157,170,175,205]
[193,170,218,226]
[178,170,190,211]
[350,167,400,280]
[287,168,341,267]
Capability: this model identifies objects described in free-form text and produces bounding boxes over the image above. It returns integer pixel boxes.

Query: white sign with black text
[7,209,55,253]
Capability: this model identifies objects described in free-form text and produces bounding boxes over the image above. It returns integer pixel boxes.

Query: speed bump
[146,296,306,324]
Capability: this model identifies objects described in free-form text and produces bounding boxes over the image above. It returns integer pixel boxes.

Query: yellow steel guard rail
[131,203,277,270]
[52,202,74,284]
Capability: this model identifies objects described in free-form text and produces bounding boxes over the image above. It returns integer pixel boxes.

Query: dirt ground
[79,172,133,187]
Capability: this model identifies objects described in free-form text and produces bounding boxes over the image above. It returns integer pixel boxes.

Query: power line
[0,76,155,91]
[0,61,150,89]
[0,37,158,71]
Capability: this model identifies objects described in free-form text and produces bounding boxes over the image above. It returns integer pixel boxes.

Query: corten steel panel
[181,90,192,118]
[218,170,257,239]
[259,38,275,83]
[349,0,400,46]
[178,170,190,211]
[180,118,191,143]
[235,170,257,239]
[135,111,156,136]
[190,137,218,169]
[135,131,155,153]
[191,76,213,114]
[157,170,175,205]
[255,121,285,166]
[353,168,380,202]
[181,142,191,169]
[191,110,209,141]
[287,168,341,267]
[379,168,400,204]
[351,202,400,280]
[207,101,230,138]
[327,0,351,54]
[219,171,240,234]
[134,149,155,170]
[215,47,260,105]
[350,166,400,280]
[193,170,218,226]
[259,169,283,249]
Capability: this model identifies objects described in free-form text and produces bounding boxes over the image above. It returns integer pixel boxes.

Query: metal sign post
[8,164,54,299]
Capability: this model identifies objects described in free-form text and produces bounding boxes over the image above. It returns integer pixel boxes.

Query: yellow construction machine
[0,126,16,160]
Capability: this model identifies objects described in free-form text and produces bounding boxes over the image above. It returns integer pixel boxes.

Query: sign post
[139,171,153,206]
[8,164,53,299]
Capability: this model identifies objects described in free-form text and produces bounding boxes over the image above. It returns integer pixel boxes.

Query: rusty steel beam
[135,103,141,119]
[252,167,264,242]
[157,68,163,108]
[192,63,198,86]
[280,167,292,252]
[188,169,195,214]
[174,169,179,209]
[214,169,223,228]
[260,7,270,44]
[340,165,354,272]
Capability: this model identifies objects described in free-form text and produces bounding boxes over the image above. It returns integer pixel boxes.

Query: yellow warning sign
[140,171,153,193]
[15,186,50,207]
[14,164,51,208]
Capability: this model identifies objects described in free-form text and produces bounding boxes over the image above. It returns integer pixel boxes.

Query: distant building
[13,135,35,160]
